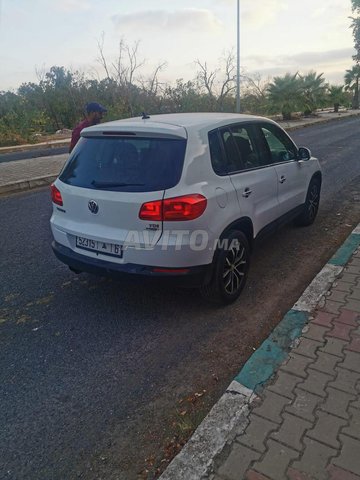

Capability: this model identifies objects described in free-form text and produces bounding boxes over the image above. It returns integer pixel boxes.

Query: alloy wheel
[222,244,247,295]
[308,183,319,221]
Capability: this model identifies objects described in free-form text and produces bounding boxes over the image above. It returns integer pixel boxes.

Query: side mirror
[298,147,311,161]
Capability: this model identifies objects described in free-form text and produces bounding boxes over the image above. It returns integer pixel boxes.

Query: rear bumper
[52,241,213,287]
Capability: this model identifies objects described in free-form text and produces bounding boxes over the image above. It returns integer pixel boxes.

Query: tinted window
[220,128,243,172]
[220,125,261,172]
[60,136,186,192]
[229,125,262,169]
[208,130,228,175]
[260,124,298,163]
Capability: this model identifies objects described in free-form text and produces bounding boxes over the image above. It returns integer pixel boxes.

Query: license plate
[76,236,123,258]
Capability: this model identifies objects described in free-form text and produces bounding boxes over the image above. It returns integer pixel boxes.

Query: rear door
[219,124,279,237]
[55,134,186,250]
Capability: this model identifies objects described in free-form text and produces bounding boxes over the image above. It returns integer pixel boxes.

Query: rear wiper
[91,181,145,188]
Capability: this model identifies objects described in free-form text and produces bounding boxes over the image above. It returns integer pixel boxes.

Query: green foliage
[267,73,303,120]
[344,65,360,108]
[327,85,347,112]
[298,71,327,115]
[266,71,333,119]
[351,18,360,64]
[163,79,215,113]
[351,0,360,63]
[241,74,270,115]
[0,90,50,145]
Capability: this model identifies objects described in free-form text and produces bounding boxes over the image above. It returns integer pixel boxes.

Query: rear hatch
[56,128,187,251]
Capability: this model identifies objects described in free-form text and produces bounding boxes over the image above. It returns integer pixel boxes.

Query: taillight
[139,194,207,221]
[138,200,162,221]
[50,183,63,206]
[163,194,207,220]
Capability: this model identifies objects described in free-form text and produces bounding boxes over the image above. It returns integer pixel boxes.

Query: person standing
[69,102,107,153]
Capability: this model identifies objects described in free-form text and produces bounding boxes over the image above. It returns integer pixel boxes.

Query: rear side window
[208,130,228,175]
[60,137,186,192]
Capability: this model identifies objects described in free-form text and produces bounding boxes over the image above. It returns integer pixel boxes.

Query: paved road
[0,117,360,480]
[292,117,360,202]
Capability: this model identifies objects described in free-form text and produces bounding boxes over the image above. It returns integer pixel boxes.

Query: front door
[257,123,308,216]
[219,124,279,237]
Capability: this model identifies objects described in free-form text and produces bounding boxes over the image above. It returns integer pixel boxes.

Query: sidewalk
[160,227,360,480]
[0,110,359,196]
[0,154,68,195]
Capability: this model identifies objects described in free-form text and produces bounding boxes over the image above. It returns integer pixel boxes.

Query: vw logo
[88,200,99,214]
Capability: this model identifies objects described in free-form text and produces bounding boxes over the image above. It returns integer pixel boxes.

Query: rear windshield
[60,136,186,192]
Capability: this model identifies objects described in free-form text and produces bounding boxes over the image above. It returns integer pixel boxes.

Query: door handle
[242,188,252,198]
[279,176,286,184]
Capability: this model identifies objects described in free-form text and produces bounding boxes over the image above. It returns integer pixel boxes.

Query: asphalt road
[1,117,360,480]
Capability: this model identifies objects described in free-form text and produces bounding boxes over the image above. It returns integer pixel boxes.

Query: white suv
[50,113,321,304]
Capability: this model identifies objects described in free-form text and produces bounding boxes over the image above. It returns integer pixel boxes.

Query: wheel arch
[311,170,322,186]
[219,216,254,252]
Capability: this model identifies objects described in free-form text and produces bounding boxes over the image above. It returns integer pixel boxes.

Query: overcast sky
[0,0,356,91]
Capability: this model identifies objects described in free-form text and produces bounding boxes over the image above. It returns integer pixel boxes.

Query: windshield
[60,136,186,192]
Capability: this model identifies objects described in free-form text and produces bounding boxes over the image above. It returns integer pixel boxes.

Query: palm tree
[299,71,327,115]
[344,65,360,109]
[327,85,345,113]
[351,1,360,63]
[267,73,302,120]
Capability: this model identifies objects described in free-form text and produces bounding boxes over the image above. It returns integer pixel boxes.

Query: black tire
[295,178,321,227]
[200,230,250,305]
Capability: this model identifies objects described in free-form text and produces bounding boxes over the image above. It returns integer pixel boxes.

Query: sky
[0,0,356,91]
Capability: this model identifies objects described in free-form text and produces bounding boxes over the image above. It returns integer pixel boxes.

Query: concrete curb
[0,139,70,154]
[283,110,360,132]
[160,382,255,480]
[0,175,57,196]
[159,223,360,480]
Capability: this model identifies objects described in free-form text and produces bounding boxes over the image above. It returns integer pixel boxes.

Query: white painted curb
[353,225,360,235]
[293,264,343,312]
[0,175,57,196]
[159,382,256,480]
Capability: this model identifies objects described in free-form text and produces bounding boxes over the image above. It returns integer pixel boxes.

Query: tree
[241,73,270,114]
[344,65,360,108]
[327,85,346,112]
[0,89,51,145]
[96,33,171,117]
[267,73,302,120]
[195,51,237,111]
[351,0,360,63]
[138,61,168,114]
[299,71,327,115]
[163,79,204,113]
[30,66,87,130]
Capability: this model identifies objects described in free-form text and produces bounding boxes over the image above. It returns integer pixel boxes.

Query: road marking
[328,233,360,266]
[234,310,308,391]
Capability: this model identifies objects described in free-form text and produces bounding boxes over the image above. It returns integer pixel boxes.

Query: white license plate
[76,236,123,258]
